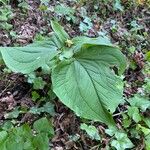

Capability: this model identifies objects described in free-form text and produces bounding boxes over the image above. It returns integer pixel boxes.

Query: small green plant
[0,21,127,126]
[54,4,76,22]
[0,117,54,150]
[0,0,13,31]
[80,123,101,141]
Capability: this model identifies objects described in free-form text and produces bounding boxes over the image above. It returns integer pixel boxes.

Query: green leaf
[72,36,112,52]
[33,77,46,90]
[52,45,126,126]
[80,123,101,141]
[0,44,57,74]
[128,95,150,111]
[145,134,150,150]
[4,108,20,119]
[42,102,55,115]
[32,133,49,150]
[146,51,150,62]
[32,91,40,101]
[114,0,124,12]
[137,124,150,136]
[143,117,150,128]
[33,117,54,137]
[72,36,126,74]
[50,20,70,44]
[105,126,119,136]
[79,17,93,32]
[29,102,55,116]
[52,61,114,126]
[127,106,141,123]
[122,114,131,128]
[111,132,134,150]
[0,52,4,64]
[40,0,49,5]
[54,4,75,16]
[0,123,51,150]
[0,131,7,150]
[0,131,8,144]
[5,124,34,150]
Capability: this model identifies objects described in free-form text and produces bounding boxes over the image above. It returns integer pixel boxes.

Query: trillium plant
[0,21,127,126]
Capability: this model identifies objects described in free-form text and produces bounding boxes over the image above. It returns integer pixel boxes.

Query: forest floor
[0,0,150,150]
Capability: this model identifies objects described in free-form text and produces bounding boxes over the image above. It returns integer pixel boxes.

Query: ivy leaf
[113,0,124,12]
[80,123,101,141]
[127,106,142,123]
[111,132,134,150]
[29,102,55,116]
[105,126,118,136]
[4,108,20,119]
[122,114,131,128]
[32,133,49,150]
[52,45,126,126]
[79,17,93,32]
[0,45,57,74]
[137,124,150,136]
[5,124,34,150]
[128,95,150,111]
[50,20,70,44]
[33,117,54,137]
[33,77,46,90]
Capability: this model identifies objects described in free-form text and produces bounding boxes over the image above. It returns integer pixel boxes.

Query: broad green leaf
[52,45,126,126]
[72,36,112,52]
[33,117,54,137]
[74,45,126,111]
[80,123,101,141]
[50,20,70,44]
[111,132,134,150]
[74,45,126,74]
[72,37,126,74]
[28,38,57,48]
[0,45,57,74]
[52,60,115,126]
